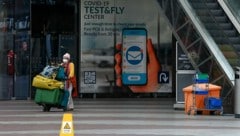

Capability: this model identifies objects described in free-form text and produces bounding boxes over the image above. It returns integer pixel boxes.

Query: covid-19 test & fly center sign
[80,0,171,93]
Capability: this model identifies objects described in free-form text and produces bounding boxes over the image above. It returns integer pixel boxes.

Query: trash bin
[235,67,240,118]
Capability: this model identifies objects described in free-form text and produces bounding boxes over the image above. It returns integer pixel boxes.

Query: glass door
[0,33,14,100]
[0,0,15,100]
[14,32,30,99]
[30,0,78,98]
[14,0,31,99]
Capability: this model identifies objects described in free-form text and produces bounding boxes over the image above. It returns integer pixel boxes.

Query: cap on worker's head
[63,53,70,60]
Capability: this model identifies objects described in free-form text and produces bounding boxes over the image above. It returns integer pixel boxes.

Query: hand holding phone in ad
[122,28,147,85]
[115,38,161,93]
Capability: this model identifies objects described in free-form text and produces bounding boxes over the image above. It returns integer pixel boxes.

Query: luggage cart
[188,73,223,115]
[35,88,68,112]
[33,65,69,112]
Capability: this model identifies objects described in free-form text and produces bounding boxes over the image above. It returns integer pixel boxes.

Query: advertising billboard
[80,0,171,93]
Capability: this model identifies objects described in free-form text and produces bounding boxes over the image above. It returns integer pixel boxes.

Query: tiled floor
[0,98,239,136]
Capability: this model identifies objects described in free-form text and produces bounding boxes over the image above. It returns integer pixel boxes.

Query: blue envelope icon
[127,51,142,60]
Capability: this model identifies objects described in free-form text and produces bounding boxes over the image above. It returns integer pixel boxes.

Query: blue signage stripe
[123,30,146,36]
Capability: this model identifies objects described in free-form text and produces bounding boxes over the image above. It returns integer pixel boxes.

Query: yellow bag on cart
[32,75,64,90]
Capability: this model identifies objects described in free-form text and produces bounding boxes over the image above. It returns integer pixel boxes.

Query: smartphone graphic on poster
[122,28,147,85]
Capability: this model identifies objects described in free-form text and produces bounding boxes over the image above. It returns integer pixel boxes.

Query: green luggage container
[35,88,63,105]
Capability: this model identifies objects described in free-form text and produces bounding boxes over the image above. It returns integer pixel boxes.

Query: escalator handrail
[218,0,240,34]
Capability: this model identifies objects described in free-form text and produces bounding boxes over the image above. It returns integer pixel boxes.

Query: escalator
[189,0,240,67]
[158,0,240,113]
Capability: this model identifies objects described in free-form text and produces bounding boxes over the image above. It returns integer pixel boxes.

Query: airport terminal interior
[0,0,240,115]
[1,0,240,135]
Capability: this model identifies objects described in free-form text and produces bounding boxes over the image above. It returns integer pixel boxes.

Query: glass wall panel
[0,0,30,99]
[0,0,15,99]
[14,32,30,99]
[0,32,14,100]
[14,0,30,99]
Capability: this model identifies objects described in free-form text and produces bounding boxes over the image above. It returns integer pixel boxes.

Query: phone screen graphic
[122,28,147,85]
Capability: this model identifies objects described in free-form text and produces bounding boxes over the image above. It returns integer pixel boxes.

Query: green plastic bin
[35,88,63,105]
[195,73,209,83]
[196,73,209,80]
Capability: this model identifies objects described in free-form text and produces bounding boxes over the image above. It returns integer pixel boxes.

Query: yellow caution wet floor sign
[60,113,74,136]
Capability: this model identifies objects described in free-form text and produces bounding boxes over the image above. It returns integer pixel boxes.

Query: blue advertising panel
[122,28,147,85]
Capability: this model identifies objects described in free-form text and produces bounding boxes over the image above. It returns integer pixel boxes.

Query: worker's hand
[115,39,161,93]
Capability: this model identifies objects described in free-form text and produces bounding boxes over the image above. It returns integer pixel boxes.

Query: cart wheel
[152,93,158,98]
[214,110,220,115]
[220,106,224,115]
[43,105,51,112]
[43,106,47,112]
[190,110,197,115]
[220,111,223,115]
[213,107,223,115]
[63,107,67,112]
[193,110,197,115]
[187,110,191,115]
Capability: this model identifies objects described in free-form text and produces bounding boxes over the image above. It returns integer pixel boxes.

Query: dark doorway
[30,0,79,98]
